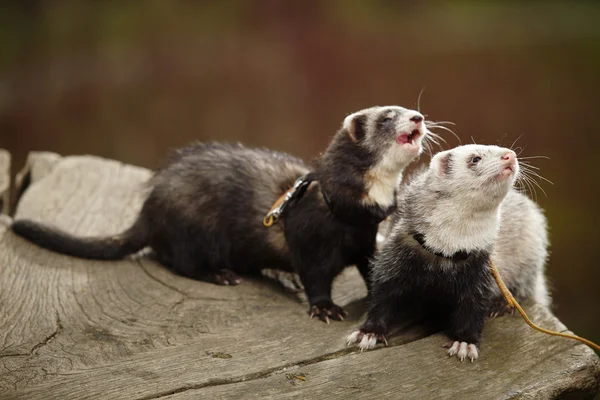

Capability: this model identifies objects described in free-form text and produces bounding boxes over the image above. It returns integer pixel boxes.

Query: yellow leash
[489,259,600,351]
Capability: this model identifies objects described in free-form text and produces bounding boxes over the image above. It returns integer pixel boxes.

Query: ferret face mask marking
[348,144,552,363]
[343,106,426,208]
[344,106,426,160]
[430,144,519,209]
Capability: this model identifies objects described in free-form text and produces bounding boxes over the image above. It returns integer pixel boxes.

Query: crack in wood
[133,331,432,400]
[135,347,360,400]
[0,312,63,360]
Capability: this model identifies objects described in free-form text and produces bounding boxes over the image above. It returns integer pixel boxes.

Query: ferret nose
[410,115,424,123]
[501,151,516,161]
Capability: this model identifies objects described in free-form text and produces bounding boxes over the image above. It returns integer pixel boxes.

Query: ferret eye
[381,117,393,123]
[471,156,482,163]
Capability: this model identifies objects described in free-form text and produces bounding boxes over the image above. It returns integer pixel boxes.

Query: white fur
[346,330,361,345]
[534,272,550,306]
[375,144,551,307]
[359,334,378,351]
[365,167,402,208]
[349,106,425,208]
[421,145,518,256]
[489,190,550,305]
[422,205,501,257]
[346,330,379,351]
[447,341,479,362]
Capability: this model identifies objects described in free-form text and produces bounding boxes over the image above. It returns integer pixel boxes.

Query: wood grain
[0,153,598,400]
[0,150,10,214]
[164,305,600,400]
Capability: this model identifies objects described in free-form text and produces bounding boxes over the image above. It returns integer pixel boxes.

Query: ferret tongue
[396,133,410,144]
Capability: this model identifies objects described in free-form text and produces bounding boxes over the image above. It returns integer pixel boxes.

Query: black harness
[263,173,318,226]
[263,173,386,227]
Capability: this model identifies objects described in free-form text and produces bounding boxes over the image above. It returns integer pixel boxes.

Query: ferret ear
[431,151,452,177]
[343,113,367,142]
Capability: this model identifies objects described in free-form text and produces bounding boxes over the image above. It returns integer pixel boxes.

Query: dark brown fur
[12,106,425,322]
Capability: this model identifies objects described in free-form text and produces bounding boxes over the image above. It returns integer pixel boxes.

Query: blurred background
[0,1,598,346]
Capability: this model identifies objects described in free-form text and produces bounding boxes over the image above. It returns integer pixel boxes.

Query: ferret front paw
[443,341,479,362]
[346,330,388,351]
[309,300,347,324]
[212,269,242,286]
[488,298,515,318]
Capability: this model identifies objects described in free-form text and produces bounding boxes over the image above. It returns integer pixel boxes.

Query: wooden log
[0,150,10,214]
[165,305,600,400]
[1,153,598,399]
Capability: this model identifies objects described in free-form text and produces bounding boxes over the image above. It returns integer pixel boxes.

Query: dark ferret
[347,144,549,360]
[12,106,430,322]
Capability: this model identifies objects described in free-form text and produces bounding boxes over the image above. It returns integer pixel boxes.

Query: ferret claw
[488,298,515,318]
[346,330,388,351]
[212,270,242,286]
[308,302,347,324]
[445,341,479,362]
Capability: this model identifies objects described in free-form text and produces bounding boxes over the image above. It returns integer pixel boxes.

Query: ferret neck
[316,136,394,226]
[415,198,500,257]
[412,232,472,261]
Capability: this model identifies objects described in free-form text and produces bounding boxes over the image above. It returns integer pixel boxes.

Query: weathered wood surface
[12,151,68,213]
[0,150,10,214]
[0,153,598,400]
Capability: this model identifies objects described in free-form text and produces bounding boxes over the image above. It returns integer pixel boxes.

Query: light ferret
[12,105,429,323]
[347,144,550,360]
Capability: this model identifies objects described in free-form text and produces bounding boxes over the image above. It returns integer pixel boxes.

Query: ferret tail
[11,216,149,260]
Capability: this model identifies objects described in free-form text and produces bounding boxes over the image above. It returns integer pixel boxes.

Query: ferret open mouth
[396,130,421,145]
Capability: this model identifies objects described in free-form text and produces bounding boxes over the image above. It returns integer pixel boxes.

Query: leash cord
[489,259,600,351]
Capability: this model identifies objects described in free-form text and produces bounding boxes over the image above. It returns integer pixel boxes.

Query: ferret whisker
[423,142,434,156]
[518,160,539,169]
[417,87,426,113]
[526,176,548,197]
[428,120,457,126]
[516,170,533,191]
[509,134,524,151]
[519,171,547,199]
[515,179,531,198]
[512,146,522,154]
[524,170,554,186]
[522,176,538,202]
[516,145,528,157]
[424,127,448,143]
[425,135,442,148]
[425,123,461,144]
[424,130,448,147]
[519,163,540,172]
[471,136,477,145]
[518,163,553,185]
[519,155,551,160]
